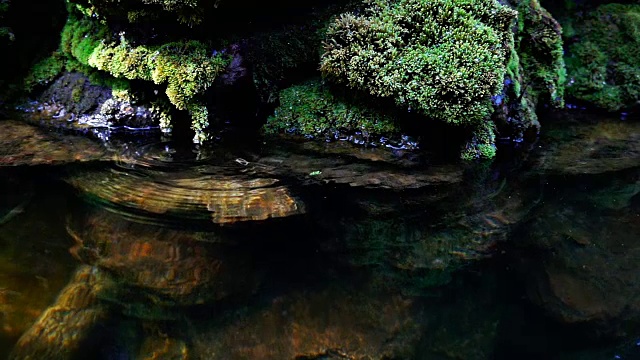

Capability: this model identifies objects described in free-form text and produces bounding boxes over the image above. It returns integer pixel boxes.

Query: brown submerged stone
[0,120,109,167]
[517,199,640,334]
[66,209,259,307]
[8,266,109,360]
[65,169,305,224]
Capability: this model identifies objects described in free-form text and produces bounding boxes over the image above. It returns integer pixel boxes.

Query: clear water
[0,112,639,359]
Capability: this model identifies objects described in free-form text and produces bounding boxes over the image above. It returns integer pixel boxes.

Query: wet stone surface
[0,120,110,166]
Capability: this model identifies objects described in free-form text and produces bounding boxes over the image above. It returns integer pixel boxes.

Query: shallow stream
[0,111,639,359]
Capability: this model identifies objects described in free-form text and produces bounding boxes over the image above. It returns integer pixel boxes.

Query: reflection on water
[0,112,639,359]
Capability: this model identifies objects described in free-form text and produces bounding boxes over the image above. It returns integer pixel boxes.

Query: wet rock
[65,167,305,224]
[0,120,109,166]
[21,72,159,131]
[0,171,83,358]
[256,136,463,190]
[137,333,189,360]
[39,72,111,116]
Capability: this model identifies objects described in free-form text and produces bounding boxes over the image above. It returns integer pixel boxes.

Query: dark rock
[23,72,159,131]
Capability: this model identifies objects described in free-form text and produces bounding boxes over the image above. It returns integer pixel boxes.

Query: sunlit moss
[59,10,230,139]
[321,0,517,127]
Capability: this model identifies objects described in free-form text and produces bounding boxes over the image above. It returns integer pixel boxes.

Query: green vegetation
[460,120,496,161]
[514,0,566,107]
[564,3,640,111]
[23,52,66,92]
[68,0,208,26]
[491,0,566,141]
[265,79,399,139]
[320,0,517,127]
[247,18,327,104]
[0,0,12,42]
[57,7,230,141]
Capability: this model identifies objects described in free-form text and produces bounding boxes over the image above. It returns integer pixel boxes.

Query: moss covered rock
[492,0,566,142]
[57,5,230,141]
[514,0,566,107]
[564,3,640,112]
[265,79,400,142]
[320,0,517,126]
[317,0,520,159]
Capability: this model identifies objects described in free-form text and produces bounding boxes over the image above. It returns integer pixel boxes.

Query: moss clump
[265,79,399,140]
[247,19,327,104]
[23,52,66,92]
[565,4,640,112]
[491,0,565,142]
[460,121,497,161]
[320,0,517,127]
[514,0,566,107]
[59,11,230,141]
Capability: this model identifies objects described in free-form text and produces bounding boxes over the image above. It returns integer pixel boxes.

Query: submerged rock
[66,209,260,310]
[65,167,305,224]
[191,285,422,359]
[255,136,462,190]
[8,266,109,360]
[535,113,640,175]
[515,192,640,336]
[512,114,640,335]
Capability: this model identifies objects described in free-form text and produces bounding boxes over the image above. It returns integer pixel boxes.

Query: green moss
[265,79,399,140]
[59,11,230,140]
[23,52,66,92]
[460,121,497,160]
[565,4,640,111]
[320,0,517,127]
[64,57,131,92]
[514,0,566,108]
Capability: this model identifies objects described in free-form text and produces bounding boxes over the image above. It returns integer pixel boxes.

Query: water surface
[0,112,639,359]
